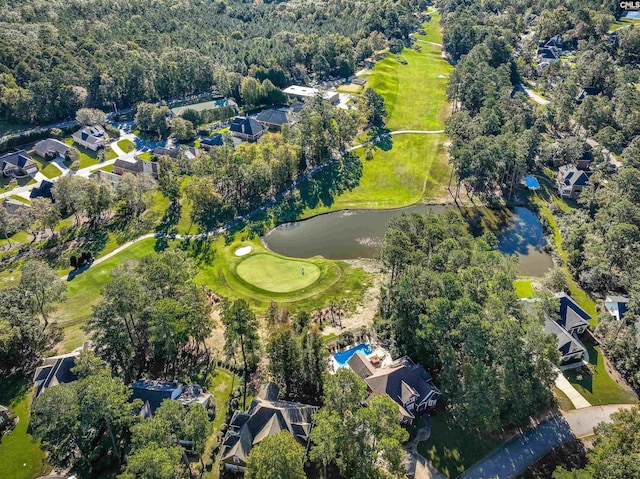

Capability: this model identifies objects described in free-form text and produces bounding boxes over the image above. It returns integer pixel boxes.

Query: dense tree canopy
[0,0,427,123]
[376,210,558,431]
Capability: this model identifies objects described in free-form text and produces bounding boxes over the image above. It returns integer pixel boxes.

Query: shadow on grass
[154,202,182,251]
[0,374,29,406]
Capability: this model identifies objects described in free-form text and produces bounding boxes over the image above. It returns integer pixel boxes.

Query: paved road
[460,404,635,479]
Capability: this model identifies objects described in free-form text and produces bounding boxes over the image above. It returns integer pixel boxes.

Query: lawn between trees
[54,234,369,351]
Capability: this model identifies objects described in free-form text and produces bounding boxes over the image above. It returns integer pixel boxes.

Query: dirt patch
[322,259,385,337]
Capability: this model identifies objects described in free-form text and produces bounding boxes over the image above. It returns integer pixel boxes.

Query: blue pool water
[523,176,540,189]
[334,343,372,366]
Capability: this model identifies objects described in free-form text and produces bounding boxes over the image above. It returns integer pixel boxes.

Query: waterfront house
[556,165,591,199]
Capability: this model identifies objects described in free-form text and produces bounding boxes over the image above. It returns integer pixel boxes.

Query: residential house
[556,165,592,199]
[282,85,340,104]
[129,380,212,419]
[2,197,30,214]
[556,292,590,335]
[30,180,54,200]
[91,170,121,188]
[1,150,38,177]
[113,158,159,180]
[72,125,107,151]
[220,382,317,473]
[33,139,72,160]
[229,117,266,142]
[605,295,629,321]
[0,405,16,434]
[575,87,599,103]
[200,133,225,149]
[152,145,180,158]
[33,344,90,398]
[544,319,587,364]
[350,356,440,425]
[522,293,590,363]
[255,108,299,131]
[544,34,563,49]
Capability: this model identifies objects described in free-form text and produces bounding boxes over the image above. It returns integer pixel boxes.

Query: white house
[72,125,107,151]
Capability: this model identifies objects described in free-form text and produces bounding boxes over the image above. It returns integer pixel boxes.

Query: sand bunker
[438,74,446,78]
[234,246,253,256]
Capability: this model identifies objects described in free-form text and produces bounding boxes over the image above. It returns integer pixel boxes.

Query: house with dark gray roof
[556,165,592,199]
[200,133,225,149]
[229,117,266,142]
[113,158,159,179]
[1,150,38,177]
[2,197,30,214]
[555,292,590,335]
[575,87,599,103]
[220,382,317,473]
[72,125,107,151]
[33,138,72,160]
[544,319,587,363]
[605,295,629,321]
[129,380,212,419]
[522,294,590,363]
[255,109,299,131]
[361,357,440,425]
[33,344,90,398]
[30,180,54,200]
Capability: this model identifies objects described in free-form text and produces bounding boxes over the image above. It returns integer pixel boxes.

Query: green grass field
[117,139,135,153]
[63,138,100,169]
[413,10,444,44]
[514,279,535,298]
[53,234,369,351]
[40,162,62,179]
[236,253,321,293]
[304,133,450,215]
[608,16,640,32]
[563,341,637,405]
[363,19,451,131]
[0,376,50,479]
[418,413,500,478]
[337,84,363,94]
[105,147,118,160]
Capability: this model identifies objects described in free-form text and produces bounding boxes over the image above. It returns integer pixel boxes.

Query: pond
[262,205,552,277]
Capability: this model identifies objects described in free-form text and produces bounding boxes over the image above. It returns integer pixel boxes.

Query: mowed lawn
[304,133,450,214]
[0,376,50,479]
[363,34,451,131]
[418,413,500,478]
[414,9,444,44]
[236,253,321,293]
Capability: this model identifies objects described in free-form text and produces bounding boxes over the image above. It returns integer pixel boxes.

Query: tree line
[0,0,425,124]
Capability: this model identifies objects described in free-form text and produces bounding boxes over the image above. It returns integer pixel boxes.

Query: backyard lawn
[63,138,100,169]
[0,376,50,479]
[563,341,637,405]
[514,279,535,298]
[418,412,500,478]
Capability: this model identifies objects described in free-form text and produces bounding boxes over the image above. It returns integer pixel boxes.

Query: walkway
[460,404,635,479]
[554,371,591,409]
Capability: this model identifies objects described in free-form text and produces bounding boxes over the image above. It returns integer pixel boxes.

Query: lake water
[262,205,552,277]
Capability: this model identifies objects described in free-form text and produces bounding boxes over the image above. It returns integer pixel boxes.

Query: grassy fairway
[236,254,321,293]
[414,10,444,44]
[304,133,450,214]
[363,37,451,131]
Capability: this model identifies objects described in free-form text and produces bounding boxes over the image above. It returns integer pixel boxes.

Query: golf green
[235,254,321,293]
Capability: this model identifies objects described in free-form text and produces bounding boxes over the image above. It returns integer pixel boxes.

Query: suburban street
[460,404,635,479]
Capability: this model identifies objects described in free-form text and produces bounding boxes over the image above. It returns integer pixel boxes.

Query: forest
[0,0,426,123]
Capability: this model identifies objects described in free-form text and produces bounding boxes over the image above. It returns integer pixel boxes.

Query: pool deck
[329,343,392,373]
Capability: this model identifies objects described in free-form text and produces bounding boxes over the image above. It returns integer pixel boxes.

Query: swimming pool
[523,176,540,190]
[334,343,372,367]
